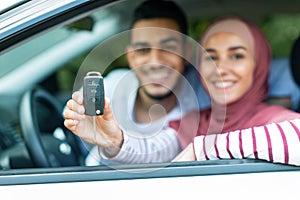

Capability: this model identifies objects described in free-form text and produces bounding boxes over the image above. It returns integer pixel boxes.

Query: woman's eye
[231,54,244,60]
[204,55,216,62]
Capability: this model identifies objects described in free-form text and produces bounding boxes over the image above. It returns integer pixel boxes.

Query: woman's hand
[172,143,196,162]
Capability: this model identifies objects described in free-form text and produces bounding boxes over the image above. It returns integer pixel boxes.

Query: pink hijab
[170,16,300,149]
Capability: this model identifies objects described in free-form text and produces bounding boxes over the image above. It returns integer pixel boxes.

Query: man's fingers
[72,91,84,104]
[64,119,78,127]
[63,107,85,121]
[100,98,114,121]
[64,119,78,133]
[66,99,85,114]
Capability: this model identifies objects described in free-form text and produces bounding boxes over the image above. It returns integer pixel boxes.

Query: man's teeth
[149,73,168,80]
[214,81,234,88]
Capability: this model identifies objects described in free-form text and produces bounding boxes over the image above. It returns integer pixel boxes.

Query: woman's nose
[216,58,230,70]
[215,58,231,75]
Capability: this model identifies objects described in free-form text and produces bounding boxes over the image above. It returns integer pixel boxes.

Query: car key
[83,71,105,116]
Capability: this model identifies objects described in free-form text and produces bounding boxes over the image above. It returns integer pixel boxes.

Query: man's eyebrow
[131,42,149,47]
[130,37,180,47]
[160,37,180,45]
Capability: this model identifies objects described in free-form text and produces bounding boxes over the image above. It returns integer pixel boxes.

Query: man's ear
[126,46,134,69]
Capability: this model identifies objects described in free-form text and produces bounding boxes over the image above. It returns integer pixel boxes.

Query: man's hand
[63,91,123,157]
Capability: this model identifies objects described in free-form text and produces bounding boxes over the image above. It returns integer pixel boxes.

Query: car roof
[178,0,300,20]
[0,0,120,53]
[1,0,299,53]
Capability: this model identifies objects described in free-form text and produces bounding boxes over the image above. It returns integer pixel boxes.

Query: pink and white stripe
[194,118,300,166]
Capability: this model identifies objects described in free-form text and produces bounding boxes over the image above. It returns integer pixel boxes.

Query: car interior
[291,35,300,112]
[0,0,300,175]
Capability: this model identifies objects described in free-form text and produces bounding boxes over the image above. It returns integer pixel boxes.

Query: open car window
[0,0,300,197]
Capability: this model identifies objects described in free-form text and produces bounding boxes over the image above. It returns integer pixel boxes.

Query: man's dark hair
[131,0,188,35]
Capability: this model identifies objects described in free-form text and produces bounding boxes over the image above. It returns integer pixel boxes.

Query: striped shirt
[100,118,300,166]
[194,118,300,166]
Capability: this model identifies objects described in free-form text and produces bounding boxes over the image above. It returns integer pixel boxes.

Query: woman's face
[200,32,256,104]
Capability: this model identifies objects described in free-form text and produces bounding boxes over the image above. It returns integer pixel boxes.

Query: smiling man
[126,19,188,123]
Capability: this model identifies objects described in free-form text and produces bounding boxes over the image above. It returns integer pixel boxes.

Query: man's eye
[164,45,177,51]
[161,45,180,53]
[134,47,151,54]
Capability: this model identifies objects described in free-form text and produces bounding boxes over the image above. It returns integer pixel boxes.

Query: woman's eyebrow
[228,46,247,51]
[204,46,248,54]
[205,46,247,52]
[205,48,216,53]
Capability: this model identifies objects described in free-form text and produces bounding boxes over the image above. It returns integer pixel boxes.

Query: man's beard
[141,86,174,100]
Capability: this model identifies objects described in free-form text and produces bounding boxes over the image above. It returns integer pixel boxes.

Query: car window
[0,28,73,77]
[0,0,29,13]
[0,0,300,193]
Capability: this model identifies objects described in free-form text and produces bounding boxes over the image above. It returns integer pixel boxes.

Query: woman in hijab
[170,15,300,165]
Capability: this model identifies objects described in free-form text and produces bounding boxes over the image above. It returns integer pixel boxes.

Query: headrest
[291,36,300,86]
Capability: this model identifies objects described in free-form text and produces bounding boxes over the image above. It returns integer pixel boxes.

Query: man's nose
[148,48,164,64]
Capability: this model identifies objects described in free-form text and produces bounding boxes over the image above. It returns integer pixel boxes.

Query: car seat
[290,35,300,112]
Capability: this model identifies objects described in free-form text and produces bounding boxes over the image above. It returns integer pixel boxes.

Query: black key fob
[83,71,105,116]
